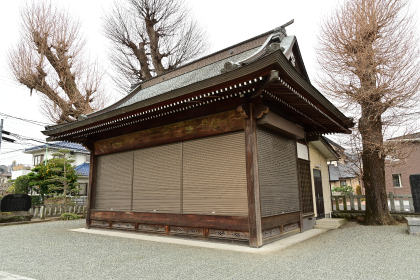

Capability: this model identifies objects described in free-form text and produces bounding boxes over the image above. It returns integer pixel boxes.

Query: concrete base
[405,217,420,236]
[70,228,328,254]
[302,216,316,232]
[314,218,346,230]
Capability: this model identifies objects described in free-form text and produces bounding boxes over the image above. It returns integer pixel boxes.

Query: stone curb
[0,217,63,227]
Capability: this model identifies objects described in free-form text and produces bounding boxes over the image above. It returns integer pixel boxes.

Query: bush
[355,185,362,195]
[60,213,81,220]
[31,196,43,205]
[332,185,354,195]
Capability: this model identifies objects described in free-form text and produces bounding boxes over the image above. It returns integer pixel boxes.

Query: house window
[340,180,347,186]
[392,174,402,188]
[85,155,90,163]
[33,155,44,166]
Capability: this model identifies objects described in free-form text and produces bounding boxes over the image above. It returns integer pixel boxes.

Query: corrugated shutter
[298,159,314,214]
[257,128,300,217]
[182,132,248,216]
[132,143,182,213]
[95,151,133,211]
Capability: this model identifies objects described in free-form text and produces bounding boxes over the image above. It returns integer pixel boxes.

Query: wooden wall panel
[182,132,248,216]
[90,210,249,231]
[94,110,244,155]
[95,151,133,211]
[257,128,300,217]
[132,143,182,213]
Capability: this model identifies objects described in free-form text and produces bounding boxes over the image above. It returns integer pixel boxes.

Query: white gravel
[0,220,419,280]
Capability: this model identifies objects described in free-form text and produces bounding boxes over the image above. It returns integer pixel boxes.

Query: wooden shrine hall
[42,21,353,248]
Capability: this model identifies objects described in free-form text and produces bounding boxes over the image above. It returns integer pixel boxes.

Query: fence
[29,204,86,219]
[332,192,416,214]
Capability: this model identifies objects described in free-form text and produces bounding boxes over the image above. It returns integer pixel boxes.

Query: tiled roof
[117,36,297,109]
[388,132,420,141]
[75,162,89,177]
[24,141,89,153]
[328,162,358,181]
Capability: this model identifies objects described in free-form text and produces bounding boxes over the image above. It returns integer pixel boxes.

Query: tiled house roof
[328,162,358,181]
[74,162,89,177]
[24,141,89,154]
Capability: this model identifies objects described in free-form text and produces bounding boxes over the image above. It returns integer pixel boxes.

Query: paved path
[0,271,36,280]
[0,220,419,279]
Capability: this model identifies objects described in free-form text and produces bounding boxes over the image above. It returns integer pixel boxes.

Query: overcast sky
[0,0,419,166]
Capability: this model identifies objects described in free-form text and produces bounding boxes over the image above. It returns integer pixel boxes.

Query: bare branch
[7,1,109,124]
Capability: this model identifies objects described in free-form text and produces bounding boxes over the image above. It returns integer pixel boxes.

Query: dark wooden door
[313,169,325,219]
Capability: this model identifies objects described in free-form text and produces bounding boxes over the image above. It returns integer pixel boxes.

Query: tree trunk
[359,110,395,225]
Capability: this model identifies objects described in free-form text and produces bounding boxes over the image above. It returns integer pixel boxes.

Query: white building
[23,141,90,195]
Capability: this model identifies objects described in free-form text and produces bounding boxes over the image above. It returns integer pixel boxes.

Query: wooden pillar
[243,103,263,248]
[84,141,97,229]
[294,139,304,231]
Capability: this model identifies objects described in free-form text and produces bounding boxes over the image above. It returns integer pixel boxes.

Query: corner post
[83,141,97,229]
[240,102,268,248]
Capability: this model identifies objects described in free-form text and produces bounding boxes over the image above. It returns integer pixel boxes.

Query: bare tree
[317,0,420,224]
[103,0,209,92]
[8,1,109,124]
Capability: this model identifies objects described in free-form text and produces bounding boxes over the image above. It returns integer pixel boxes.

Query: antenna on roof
[281,19,294,28]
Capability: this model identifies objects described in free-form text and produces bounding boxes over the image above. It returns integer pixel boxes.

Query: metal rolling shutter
[132,143,182,213]
[182,132,248,216]
[257,128,300,217]
[95,151,133,211]
[298,159,314,214]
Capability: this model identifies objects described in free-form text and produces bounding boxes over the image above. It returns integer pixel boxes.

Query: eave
[42,50,353,142]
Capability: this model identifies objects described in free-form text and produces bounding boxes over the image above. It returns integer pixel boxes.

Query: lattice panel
[298,159,314,214]
[133,143,182,213]
[112,222,135,230]
[208,229,249,240]
[169,226,203,236]
[262,227,281,239]
[90,220,109,228]
[137,224,166,233]
[182,132,248,216]
[95,151,133,211]
[283,222,300,233]
[257,128,300,217]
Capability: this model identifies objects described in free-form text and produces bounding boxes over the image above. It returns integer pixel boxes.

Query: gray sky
[0,0,419,166]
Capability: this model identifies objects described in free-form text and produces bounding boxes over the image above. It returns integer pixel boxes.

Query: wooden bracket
[81,140,94,152]
[237,104,250,119]
[250,70,279,99]
[252,104,269,119]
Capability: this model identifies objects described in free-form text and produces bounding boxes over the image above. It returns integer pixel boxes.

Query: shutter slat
[133,143,182,213]
[258,128,300,217]
[183,132,247,216]
[95,151,133,211]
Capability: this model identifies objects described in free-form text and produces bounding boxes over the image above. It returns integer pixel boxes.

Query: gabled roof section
[75,162,89,177]
[387,132,420,141]
[42,22,353,141]
[24,141,89,154]
[328,162,358,181]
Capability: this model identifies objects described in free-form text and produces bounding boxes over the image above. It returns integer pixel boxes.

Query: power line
[0,112,49,126]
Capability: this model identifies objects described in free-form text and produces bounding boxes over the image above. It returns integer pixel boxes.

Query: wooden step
[314,218,346,230]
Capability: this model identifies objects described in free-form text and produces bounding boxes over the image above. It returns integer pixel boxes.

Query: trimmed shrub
[60,213,81,220]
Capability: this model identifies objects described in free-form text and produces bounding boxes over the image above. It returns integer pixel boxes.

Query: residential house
[41,23,353,247]
[385,132,420,195]
[23,141,90,195]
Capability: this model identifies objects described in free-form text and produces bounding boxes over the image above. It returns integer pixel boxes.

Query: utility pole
[0,119,3,154]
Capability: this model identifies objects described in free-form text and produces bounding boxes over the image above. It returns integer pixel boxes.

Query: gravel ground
[0,220,419,280]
